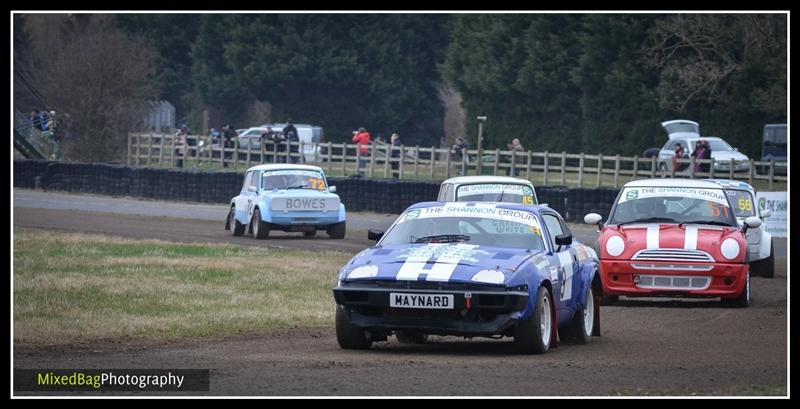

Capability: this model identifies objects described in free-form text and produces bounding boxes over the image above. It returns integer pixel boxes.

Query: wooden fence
[128,133,788,189]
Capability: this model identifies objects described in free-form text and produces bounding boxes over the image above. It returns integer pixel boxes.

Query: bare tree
[436,82,466,148]
[23,14,158,162]
[644,14,786,114]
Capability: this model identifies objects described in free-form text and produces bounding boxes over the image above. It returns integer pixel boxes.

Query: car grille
[632,249,714,262]
[635,275,711,290]
[344,279,506,292]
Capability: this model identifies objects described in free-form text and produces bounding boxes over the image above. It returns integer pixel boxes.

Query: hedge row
[14,160,618,218]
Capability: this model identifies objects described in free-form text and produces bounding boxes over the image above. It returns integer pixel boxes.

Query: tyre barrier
[13,160,619,218]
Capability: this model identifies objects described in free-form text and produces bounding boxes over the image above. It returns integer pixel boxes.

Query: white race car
[707,179,774,278]
[437,176,538,204]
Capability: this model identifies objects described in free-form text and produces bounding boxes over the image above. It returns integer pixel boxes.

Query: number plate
[389,293,454,309]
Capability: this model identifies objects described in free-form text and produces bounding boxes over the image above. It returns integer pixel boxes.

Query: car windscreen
[380,204,546,250]
[455,183,536,204]
[261,170,327,190]
[609,186,736,226]
[724,189,756,217]
[705,139,734,151]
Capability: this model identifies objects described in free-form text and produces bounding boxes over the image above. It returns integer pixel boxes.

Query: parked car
[584,179,761,307]
[237,124,324,163]
[225,164,346,239]
[707,179,774,278]
[333,201,601,354]
[437,176,538,204]
[657,136,751,173]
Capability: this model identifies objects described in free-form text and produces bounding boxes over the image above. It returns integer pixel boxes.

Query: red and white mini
[584,179,763,308]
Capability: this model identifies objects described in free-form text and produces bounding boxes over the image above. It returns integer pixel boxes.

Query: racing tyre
[564,286,596,344]
[328,221,346,239]
[252,208,270,239]
[303,230,317,238]
[335,306,373,350]
[751,241,775,278]
[395,331,428,344]
[228,207,245,236]
[721,271,750,308]
[514,286,553,354]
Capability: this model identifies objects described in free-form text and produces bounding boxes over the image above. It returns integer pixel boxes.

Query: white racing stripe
[683,226,698,250]
[396,244,478,282]
[646,225,660,249]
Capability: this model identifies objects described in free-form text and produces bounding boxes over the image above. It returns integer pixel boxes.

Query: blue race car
[225,164,346,239]
[332,202,601,354]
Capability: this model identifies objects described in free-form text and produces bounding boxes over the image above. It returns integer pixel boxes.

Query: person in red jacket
[352,127,371,175]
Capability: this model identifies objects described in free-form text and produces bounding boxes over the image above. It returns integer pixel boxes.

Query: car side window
[242,171,252,193]
[250,171,260,190]
[541,213,564,250]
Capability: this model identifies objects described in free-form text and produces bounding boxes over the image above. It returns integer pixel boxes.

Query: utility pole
[476,116,487,175]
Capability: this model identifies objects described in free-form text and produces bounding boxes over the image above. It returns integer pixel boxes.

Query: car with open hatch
[332,201,601,354]
[584,179,761,307]
[225,164,346,239]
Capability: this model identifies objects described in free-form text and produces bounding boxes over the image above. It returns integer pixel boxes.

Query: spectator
[506,138,524,176]
[691,140,705,173]
[29,110,41,131]
[390,133,402,178]
[174,128,187,168]
[221,125,236,168]
[283,120,300,164]
[452,137,469,176]
[38,110,49,132]
[702,140,712,173]
[352,127,371,176]
[672,142,687,173]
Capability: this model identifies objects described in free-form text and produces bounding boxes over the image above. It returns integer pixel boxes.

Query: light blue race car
[332,202,601,354]
[225,164,346,239]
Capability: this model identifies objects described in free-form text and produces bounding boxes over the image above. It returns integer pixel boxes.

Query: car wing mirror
[555,234,572,252]
[247,185,258,193]
[368,229,384,242]
[328,185,337,193]
[742,216,762,233]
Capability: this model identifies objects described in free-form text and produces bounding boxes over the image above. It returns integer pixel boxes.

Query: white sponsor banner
[398,203,542,228]
[457,184,533,196]
[262,169,323,178]
[757,192,787,238]
[619,187,729,206]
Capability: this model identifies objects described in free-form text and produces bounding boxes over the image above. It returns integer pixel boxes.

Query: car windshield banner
[618,187,729,206]
[397,203,541,228]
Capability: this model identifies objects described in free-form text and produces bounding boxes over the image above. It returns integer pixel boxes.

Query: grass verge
[13,228,351,348]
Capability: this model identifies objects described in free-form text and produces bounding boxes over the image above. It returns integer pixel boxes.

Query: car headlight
[606,235,625,256]
[347,265,379,279]
[720,238,740,260]
[471,269,505,284]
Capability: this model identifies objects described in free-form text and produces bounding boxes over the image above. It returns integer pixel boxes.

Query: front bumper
[265,209,343,229]
[601,260,747,298]
[333,281,529,336]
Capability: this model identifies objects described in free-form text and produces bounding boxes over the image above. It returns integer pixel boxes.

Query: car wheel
[303,230,317,238]
[752,241,775,278]
[327,221,346,239]
[335,305,373,350]
[563,285,597,344]
[395,331,428,344]
[721,270,750,308]
[228,207,245,236]
[514,286,553,354]
[252,208,269,239]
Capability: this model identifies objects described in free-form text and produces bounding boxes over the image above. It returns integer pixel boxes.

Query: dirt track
[12,193,788,396]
